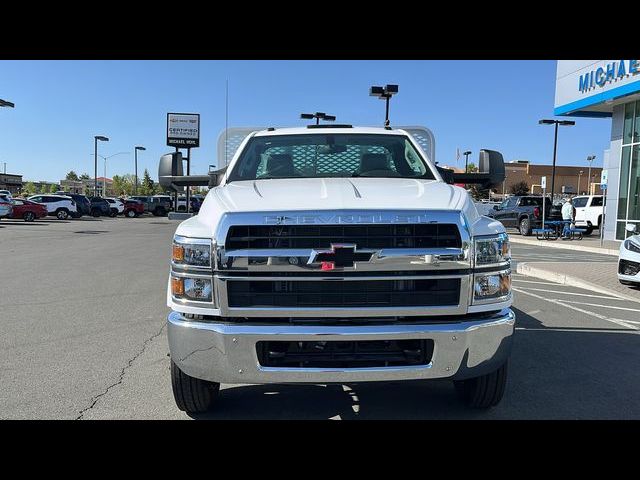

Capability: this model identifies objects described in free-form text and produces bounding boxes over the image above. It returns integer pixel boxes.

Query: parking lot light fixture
[94,135,109,196]
[300,112,336,125]
[538,119,575,202]
[369,84,399,127]
[134,146,146,195]
[0,99,15,108]
[586,155,596,194]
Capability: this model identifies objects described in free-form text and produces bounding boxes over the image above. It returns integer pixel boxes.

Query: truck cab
[160,125,514,413]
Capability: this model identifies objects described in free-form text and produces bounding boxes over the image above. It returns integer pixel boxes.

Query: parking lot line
[512,287,639,331]
[517,287,622,300]
[512,279,563,286]
[554,300,640,313]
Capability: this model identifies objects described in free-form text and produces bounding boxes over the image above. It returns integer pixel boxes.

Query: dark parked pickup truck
[487,195,560,236]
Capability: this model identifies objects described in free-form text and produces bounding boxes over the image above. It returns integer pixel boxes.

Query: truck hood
[210,178,468,212]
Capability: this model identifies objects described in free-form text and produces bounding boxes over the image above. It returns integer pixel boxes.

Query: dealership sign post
[167,113,200,213]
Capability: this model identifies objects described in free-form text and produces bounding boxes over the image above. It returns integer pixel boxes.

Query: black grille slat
[257,339,434,368]
[619,259,640,276]
[228,279,460,308]
[226,224,461,250]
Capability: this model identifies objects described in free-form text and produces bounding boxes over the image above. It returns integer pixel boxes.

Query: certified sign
[167,113,200,148]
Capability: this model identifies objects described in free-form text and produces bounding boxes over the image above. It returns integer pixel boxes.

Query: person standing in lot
[561,197,575,238]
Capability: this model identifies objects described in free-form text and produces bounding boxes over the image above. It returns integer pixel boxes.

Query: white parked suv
[619,223,640,286]
[28,194,77,220]
[572,195,603,235]
[105,197,124,216]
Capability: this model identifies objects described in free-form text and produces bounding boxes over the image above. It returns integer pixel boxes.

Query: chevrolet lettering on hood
[264,213,439,225]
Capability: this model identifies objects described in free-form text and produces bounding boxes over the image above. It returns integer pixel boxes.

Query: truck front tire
[453,361,508,409]
[519,218,531,236]
[171,360,220,414]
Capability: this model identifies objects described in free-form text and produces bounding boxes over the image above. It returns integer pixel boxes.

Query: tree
[48,184,58,194]
[22,182,35,196]
[79,173,90,180]
[65,171,79,181]
[139,169,156,195]
[466,162,478,173]
[509,181,530,196]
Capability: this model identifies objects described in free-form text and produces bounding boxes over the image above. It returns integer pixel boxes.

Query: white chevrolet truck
[159,124,514,413]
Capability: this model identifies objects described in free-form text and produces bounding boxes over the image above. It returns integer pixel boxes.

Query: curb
[515,262,640,305]
[509,236,619,256]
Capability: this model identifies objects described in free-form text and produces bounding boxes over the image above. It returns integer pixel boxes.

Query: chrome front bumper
[168,308,515,384]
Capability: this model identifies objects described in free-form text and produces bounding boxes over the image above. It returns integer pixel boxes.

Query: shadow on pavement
[188,308,640,420]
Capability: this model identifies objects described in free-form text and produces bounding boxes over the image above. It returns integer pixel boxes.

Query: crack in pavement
[75,322,167,420]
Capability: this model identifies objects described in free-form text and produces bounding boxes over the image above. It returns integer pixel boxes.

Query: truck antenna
[225,79,229,167]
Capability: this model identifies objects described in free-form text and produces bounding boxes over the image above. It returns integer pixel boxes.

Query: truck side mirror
[450,149,506,189]
[478,149,506,189]
[158,152,183,189]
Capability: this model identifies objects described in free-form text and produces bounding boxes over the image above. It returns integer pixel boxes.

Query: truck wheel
[126,209,136,218]
[156,207,166,216]
[171,360,220,413]
[453,361,508,409]
[597,215,602,229]
[56,209,69,220]
[519,218,532,236]
[583,226,594,236]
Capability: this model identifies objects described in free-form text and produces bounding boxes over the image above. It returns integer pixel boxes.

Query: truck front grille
[225,224,461,250]
[227,278,460,308]
[257,339,434,368]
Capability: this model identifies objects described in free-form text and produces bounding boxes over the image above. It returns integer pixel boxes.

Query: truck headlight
[624,239,640,254]
[474,233,510,267]
[473,270,511,303]
[172,235,211,268]
[171,275,213,303]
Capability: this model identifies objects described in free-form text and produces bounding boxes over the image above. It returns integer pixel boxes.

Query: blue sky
[0,60,611,182]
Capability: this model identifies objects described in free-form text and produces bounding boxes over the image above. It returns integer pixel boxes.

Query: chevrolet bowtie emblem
[307,244,375,269]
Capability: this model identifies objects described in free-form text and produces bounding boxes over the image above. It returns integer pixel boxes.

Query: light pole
[586,155,596,195]
[93,152,129,196]
[538,119,575,203]
[134,146,146,195]
[463,150,472,172]
[578,170,583,194]
[370,84,399,127]
[94,136,109,196]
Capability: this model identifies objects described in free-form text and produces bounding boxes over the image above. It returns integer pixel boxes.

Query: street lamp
[578,170,583,194]
[463,150,472,172]
[134,146,146,195]
[300,112,336,125]
[538,119,575,202]
[93,152,129,196]
[0,99,15,108]
[586,155,596,194]
[94,135,109,196]
[369,84,399,127]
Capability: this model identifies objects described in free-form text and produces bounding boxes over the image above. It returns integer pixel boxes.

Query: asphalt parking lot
[2,217,639,419]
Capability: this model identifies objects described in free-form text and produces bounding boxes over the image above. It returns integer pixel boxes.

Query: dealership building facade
[555,60,640,241]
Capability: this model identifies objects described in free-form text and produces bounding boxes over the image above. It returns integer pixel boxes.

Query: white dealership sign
[167,113,200,148]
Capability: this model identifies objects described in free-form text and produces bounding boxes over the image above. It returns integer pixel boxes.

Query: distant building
[59,179,84,194]
[0,173,22,194]
[92,177,113,196]
[502,162,602,197]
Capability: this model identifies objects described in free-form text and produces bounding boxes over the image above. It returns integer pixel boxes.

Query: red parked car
[123,199,144,218]
[10,198,48,221]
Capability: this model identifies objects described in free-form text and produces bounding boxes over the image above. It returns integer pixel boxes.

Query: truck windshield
[227,134,435,181]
